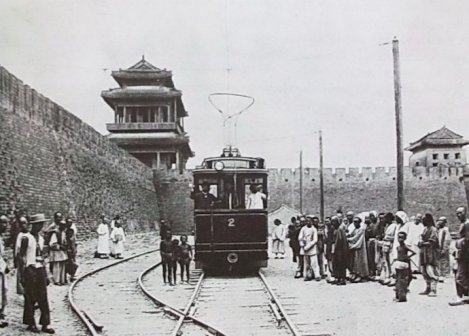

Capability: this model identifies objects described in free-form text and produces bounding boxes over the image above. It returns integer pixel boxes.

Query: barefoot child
[393,232,415,302]
[178,235,193,283]
[160,232,173,285]
[170,239,180,285]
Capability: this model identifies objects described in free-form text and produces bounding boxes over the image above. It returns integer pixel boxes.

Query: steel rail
[68,248,159,336]
[170,271,206,336]
[258,270,302,336]
[138,264,226,335]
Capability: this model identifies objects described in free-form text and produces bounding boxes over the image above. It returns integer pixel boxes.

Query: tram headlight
[227,252,239,264]
[214,161,225,171]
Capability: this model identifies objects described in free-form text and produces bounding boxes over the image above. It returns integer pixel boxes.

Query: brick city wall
[154,166,469,233]
[0,66,160,239]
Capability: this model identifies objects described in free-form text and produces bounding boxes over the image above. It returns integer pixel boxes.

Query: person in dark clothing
[170,239,180,285]
[20,214,55,334]
[160,232,174,285]
[178,235,193,283]
[313,216,326,278]
[332,216,349,285]
[294,217,306,278]
[287,217,300,263]
[190,181,217,209]
[449,206,469,306]
[365,213,377,279]
[419,213,439,297]
[324,217,334,281]
[8,208,25,248]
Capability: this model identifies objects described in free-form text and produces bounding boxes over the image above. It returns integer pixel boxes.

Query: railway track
[69,249,179,336]
[140,266,301,335]
[174,270,300,336]
[70,249,301,336]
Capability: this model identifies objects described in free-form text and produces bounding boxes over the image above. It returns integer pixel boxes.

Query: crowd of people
[0,209,80,333]
[159,220,193,286]
[271,206,469,305]
[0,209,131,333]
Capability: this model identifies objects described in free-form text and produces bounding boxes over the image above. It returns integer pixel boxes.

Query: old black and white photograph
[0,1,469,335]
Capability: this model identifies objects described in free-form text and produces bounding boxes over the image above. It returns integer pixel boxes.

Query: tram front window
[191,175,267,210]
[245,184,267,209]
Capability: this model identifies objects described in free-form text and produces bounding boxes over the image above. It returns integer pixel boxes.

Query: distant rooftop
[405,126,469,152]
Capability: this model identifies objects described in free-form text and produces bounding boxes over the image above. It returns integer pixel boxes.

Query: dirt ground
[262,241,469,336]
[0,232,160,336]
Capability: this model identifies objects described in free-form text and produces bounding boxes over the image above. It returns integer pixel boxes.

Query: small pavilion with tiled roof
[102,57,193,171]
[406,126,469,168]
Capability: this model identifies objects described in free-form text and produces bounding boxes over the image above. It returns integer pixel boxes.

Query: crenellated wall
[152,165,469,233]
[268,166,468,231]
[0,66,160,239]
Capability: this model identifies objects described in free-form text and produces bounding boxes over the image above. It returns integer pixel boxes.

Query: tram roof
[193,155,267,174]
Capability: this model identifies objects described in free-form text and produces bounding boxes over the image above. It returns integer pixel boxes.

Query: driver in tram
[190,181,217,209]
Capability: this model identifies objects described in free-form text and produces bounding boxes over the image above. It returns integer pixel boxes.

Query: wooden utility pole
[299,150,303,214]
[392,37,405,210]
[319,130,325,224]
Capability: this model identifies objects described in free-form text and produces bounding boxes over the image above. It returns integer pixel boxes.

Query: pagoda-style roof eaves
[112,70,172,79]
[406,126,469,152]
[101,86,182,101]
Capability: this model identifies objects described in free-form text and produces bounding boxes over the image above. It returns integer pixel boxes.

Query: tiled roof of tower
[127,58,161,71]
[111,57,173,86]
[405,126,469,151]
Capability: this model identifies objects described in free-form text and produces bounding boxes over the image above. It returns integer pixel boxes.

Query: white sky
[1,0,468,169]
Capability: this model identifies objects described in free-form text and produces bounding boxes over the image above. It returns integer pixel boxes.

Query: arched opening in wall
[365,178,369,181]
[284,179,288,182]
[416,161,420,166]
[339,178,343,182]
[311,179,315,182]
[392,177,396,180]
[419,177,423,180]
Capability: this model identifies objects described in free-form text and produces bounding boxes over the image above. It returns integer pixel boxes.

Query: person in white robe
[407,214,424,272]
[272,219,286,258]
[110,221,126,259]
[96,218,110,258]
[299,219,320,281]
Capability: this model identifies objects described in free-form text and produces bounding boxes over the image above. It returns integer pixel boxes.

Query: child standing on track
[160,232,173,285]
[393,231,415,302]
[171,239,180,285]
[178,235,193,283]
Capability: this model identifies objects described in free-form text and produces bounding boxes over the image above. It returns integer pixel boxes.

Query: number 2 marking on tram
[227,218,236,227]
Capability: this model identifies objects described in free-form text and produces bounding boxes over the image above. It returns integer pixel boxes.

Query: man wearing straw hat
[19,213,55,334]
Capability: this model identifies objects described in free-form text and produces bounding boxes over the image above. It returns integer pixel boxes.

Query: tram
[192,146,269,270]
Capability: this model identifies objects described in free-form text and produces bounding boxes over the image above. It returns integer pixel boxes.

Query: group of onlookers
[159,220,193,285]
[271,206,469,305]
[0,209,80,334]
[0,209,132,333]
